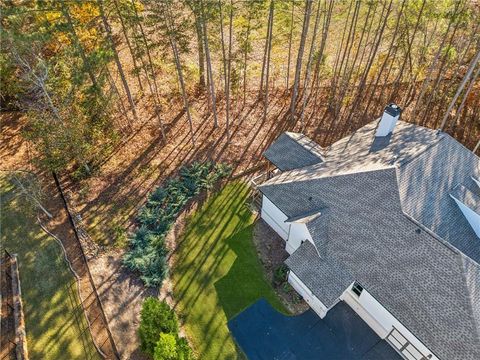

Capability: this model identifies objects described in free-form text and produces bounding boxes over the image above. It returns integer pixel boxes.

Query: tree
[286,0,295,89]
[139,298,179,356]
[261,1,274,122]
[440,49,480,130]
[153,0,196,145]
[200,0,219,127]
[289,0,312,124]
[225,0,234,141]
[98,0,138,121]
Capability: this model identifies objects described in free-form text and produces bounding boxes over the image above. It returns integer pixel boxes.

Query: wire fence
[52,172,120,360]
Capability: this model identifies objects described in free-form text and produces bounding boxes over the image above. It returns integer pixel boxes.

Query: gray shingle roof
[285,240,352,307]
[450,184,480,213]
[263,132,324,171]
[259,120,480,360]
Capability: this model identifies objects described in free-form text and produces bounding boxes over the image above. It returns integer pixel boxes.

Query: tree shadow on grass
[214,224,288,321]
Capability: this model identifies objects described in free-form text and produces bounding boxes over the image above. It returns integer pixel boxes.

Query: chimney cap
[384,103,402,117]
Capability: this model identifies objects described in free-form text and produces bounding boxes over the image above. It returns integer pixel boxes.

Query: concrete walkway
[228,299,401,360]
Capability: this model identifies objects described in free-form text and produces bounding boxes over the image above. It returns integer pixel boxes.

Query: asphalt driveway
[228,299,401,360]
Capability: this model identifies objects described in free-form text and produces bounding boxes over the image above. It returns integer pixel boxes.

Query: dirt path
[88,250,154,360]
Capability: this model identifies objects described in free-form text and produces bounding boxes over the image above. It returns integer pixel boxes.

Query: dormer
[450,184,480,238]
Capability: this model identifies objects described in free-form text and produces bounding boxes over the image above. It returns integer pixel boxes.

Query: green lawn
[0,174,100,360]
[172,182,288,359]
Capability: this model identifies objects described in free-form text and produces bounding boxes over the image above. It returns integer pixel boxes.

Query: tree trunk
[339,0,393,135]
[299,0,322,126]
[219,0,228,95]
[242,15,251,105]
[131,0,161,100]
[200,0,218,127]
[163,4,195,146]
[440,49,480,130]
[98,0,138,121]
[286,0,295,89]
[312,0,333,90]
[226,0,233,141]
[112,0,143,92]
[290,0,313,124]
[390,0,426,101]
[263,1,274,122]
[433,21,480,125]
[193,9,206,89]
[260,1,274,99]
[411,2,461,124]
[452,65,480,126]
[361,0,407,120]
[328,0,355,111]
[129,0,166,139]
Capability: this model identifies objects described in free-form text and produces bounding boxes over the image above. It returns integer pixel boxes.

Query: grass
[0,174,100,360]
[172,182,288,360]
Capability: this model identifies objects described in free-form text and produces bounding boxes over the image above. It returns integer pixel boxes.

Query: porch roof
[263,132,324,171]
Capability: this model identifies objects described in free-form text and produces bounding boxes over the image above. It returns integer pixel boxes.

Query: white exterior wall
[261,195,289,240]
[341,284,438,360]
[261,195,315,254]
[286,222,314,254]
[288,271,329,318]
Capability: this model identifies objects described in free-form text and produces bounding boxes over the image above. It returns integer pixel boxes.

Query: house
[255,104,480,360]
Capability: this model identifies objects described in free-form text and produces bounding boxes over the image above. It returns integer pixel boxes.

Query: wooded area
[2,0,479,177]
[1,0,480,177]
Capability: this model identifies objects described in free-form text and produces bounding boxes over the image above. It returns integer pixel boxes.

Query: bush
[139,298,195,360]
[124,162,231,287]
[139,298,179,356]
[154,333,178,360]
[273,264,289,286]
[153,333,195,360]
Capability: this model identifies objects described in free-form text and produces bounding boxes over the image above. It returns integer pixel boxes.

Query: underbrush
[124,161,231,287]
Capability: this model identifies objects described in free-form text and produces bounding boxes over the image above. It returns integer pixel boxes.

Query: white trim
[288,271,328,318]
[341,289,389,337]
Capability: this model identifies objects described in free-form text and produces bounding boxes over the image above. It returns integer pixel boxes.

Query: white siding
[341,285,438,360]
[286,222,314,254]
[288,271,329,318]
[261,195,289,240]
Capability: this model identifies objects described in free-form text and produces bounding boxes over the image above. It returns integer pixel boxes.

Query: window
[352,282,363,297]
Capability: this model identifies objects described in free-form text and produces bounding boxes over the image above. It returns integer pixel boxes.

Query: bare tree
[290,0,313,125]
[286,0,295,89]
[226,0,234,141]
[440,49,480,130]
[200,0,219,127]
[161,3,195,146]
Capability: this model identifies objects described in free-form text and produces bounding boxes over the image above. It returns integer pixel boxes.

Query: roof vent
[450,184,480,238]
[376,103,402,137]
